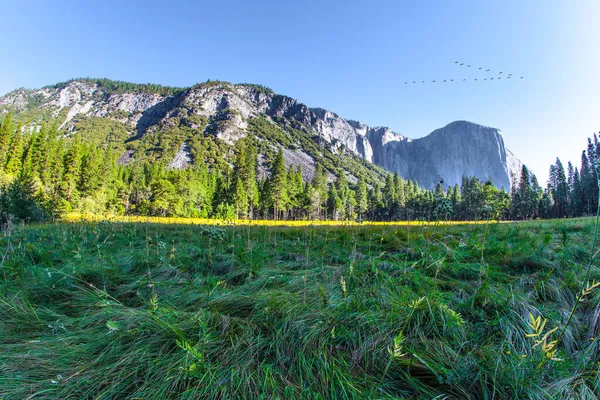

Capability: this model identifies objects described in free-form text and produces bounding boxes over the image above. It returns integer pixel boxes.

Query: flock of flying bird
[404,61,524,84]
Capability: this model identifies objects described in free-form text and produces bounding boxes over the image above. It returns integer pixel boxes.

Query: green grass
[1,218,599,399]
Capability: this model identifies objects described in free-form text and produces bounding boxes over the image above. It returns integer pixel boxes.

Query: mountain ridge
[0,78,523,189]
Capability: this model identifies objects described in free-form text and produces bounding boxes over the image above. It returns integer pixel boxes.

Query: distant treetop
[47,78,187,96]
[30,78,275,97]
[234,83,274,95]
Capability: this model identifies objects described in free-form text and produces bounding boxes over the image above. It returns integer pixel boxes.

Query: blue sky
[1,0,599,184]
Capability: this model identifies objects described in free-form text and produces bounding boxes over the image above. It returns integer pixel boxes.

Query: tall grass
[0,218,599,399]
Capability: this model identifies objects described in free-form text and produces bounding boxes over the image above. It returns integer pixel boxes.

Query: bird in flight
[499,72,503,74]
[486,69,490,72]
[467,65,471,67]
[474,78,477,81]
[479,67,482,70]
[491,77,494,80]
[460,63,464,65]
[455,61,459,63]
[443,80,447,82]
[462,79,466,81]
[520,76,524,79]
[484,78,487,80]
[432,80,436,83]
[450,79,454,82]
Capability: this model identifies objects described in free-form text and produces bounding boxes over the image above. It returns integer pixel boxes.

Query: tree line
[0,112,597,223]
[541,135,600,218]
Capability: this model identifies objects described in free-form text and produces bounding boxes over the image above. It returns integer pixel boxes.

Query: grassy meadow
[1,217,600,399]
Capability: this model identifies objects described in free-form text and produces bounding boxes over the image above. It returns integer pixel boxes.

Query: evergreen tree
[59,136,83,205]
[22,124,47,177]
[150,179,176,216]
[540,189,555,218]
[368,182,383,220]
[512,166,538,220]
[434,182,445,198]
[267,148,288,219]
[550,158,568,217]
[326,184,342,220]
[580,151,595,215]
[212,170,232,215]
[355,176,368,219]
[300,181,313,219]
[233,177,249,219]
[383,174,396,219]
[232,138,259,217]
[311,163,328,219]
[460,176,484,220]
[449,184,461,218]
[396,176,406,207]
[0,171,49,224]
[530,174,543,219]
[335,172,352,219]
[585,139,599,214]
[78,147,103,198]
[4,125,24,176]
[287,166,304,218]
[567,162,577,216]
[0,112,15,167]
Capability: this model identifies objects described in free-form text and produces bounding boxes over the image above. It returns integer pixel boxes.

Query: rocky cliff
[0,79,523,189]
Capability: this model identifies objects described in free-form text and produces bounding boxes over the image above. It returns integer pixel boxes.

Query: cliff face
[377,121,521,190]
[0,79,523,189]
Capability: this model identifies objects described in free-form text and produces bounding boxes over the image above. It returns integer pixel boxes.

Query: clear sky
[1,0,599,184]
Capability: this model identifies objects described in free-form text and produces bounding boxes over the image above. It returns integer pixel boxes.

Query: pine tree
[530,174,543,219]
[580,151,594,215]
[311,163,328,219]
[571,167,583,216]
[232,138,259,217]
[449,184,461,219]
[368,182,383,220]
[551,158,568,217]
[540,189,555,218]
[586,139,599,213]
[460,176,484,220]
[233,177,248,219]
[0,171,48,223]
[512,165,538,220]
[383,174,396,218]
[287,166,304,218]
[396,176,406,207]
[59,136,83,204]
[355,176,368,219]
[46,140,64,196]
[300,181,313,219]
[326,184,342,220]
[0,112,15,167]
[78,147,103,198]
[22,126,41,176]
[335,172,351,219]
[150,179,176,216]
[212,170,232,215]
[267,148,288,220]
[567,162,576,216]
[4,125,24,176]
[434,182,445,198]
